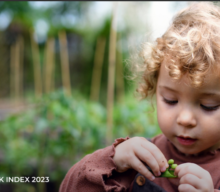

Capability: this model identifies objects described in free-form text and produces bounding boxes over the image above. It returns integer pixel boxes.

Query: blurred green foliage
[0,3,162,191]
[0,1,133,103]
[0,1,92,31]
[0,90,161,191]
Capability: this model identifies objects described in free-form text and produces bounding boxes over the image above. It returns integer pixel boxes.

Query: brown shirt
[59,134,220,192]
[151,134,220,192]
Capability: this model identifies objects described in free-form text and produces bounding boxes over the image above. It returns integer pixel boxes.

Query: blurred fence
[0,11,125,132]
[0,30,72,120]
[5,31,71,101]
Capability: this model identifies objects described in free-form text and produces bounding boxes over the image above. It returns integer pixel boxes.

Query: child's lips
[177,136,197,146]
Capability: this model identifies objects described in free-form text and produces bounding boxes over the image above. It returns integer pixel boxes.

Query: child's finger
[178,183,197,192]
[179,173,201,190]
[134,147,161,177]
[176,163,213,191]
[175,163,204,179]
[141,140,169,172]
[130,156,156,181]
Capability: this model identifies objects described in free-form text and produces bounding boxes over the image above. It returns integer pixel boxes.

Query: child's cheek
[157,99,174,135]
[157,102,168,129]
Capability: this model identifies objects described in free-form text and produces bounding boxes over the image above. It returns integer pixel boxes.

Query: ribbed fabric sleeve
[59,137,137,192]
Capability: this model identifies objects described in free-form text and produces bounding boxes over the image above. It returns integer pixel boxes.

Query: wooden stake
[14,37,21,103]
[44,37,55,94]
[58,31,71,96]
[50,38,55,92]
[10,43,15,100]
[90,37,106,101]
[10,36,23,104]
[30,32,42,98]
[43,40,49,93]
[0,32,8,98]
[116,33,124,103]
[18,36,24,101]
[106,2,118,145]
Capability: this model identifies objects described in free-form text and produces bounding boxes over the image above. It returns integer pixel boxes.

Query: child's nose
[176,107,197,128]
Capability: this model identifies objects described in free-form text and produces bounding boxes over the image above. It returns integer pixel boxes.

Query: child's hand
[175,163,214,192]
[113,137,169,181]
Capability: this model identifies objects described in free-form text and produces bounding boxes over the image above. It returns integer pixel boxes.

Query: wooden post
[43,40,48,93]
[106,2,118,145]
[58,31,71,96]
[10,43,15,100]
[15,39,19,101]
[18,36,24,101]
[50,38,55,92]
[90,37,106,102]
[14,37,20,102]
[116,33,124,103]
[30,32,42,98]
[0,32,8,98]
[44,37,55,94]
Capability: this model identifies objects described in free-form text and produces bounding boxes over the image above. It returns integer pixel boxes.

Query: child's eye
[200,104,219,111]
[163,98,178,105]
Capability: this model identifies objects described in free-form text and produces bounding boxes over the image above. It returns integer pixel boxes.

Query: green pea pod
[149,169,177,178]
[159,170,177,178]
[149,159,178,178]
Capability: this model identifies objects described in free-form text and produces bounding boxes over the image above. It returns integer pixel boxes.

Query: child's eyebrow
[160,86,220,96]
[200,92,219,96]
[158,86,177,93]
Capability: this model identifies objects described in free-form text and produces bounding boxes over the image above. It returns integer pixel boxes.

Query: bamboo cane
[116,33,124,103]
[44,37,55,94]
[10,43,15,100]
[30,32,42,98]
[14,37,20,103]
[58,31,71,96]
[90,37,106,102]
[18,36,24,101]
[0,32,8,98]
[43,39,49,93]
[106,2,118,145]
[50,38,55,92]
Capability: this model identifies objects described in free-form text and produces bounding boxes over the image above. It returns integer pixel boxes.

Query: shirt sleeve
[59,137,137,192]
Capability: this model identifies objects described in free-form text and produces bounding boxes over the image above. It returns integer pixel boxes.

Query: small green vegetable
[150,159,178,178]
[160,159,178,178]
[160,169,176,178]
[168,159,174,165]
[171,164,177,169]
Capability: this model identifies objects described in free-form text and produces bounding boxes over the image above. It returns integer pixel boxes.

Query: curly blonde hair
[134,2,220,99]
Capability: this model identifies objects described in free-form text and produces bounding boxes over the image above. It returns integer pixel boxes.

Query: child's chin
[176,146,200,156]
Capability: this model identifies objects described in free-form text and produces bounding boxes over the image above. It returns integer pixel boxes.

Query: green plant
[0,90,160,191]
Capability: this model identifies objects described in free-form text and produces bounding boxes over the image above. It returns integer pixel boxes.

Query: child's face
[156,59,220,155]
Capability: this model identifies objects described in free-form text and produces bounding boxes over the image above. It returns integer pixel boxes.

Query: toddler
[59,2,220,192]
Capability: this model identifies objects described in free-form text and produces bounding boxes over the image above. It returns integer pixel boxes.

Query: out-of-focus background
[0,1,200,191]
